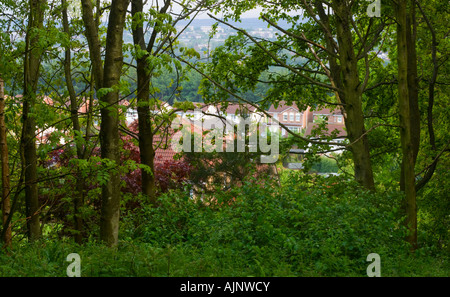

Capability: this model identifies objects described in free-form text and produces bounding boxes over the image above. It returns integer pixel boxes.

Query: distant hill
[176,17,295,30]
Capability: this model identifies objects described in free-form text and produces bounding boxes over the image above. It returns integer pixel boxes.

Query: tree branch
[207,13,339,92]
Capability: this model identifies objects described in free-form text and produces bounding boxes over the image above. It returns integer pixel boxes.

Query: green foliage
[0,0,448,278]
[417,160,450,253]
[2,174,448,277]
[310,156,339,173]
[117,174,448,276]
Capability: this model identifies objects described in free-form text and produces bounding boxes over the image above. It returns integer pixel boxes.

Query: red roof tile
[152,117,203,164]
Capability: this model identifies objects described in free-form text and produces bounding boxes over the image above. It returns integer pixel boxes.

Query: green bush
[310,156,339,173]
[1,171,448,277]
[117,172,448,276]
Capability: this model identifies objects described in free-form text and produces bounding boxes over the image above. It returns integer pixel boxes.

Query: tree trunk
[334,2,375,191]
[0,77,12,248]
[80,0,129,247]
[414,1,439,192]
[21,0,45,242]
[345,102,376,191]
[401,3,420,191]
[98,0,129,247]
[80,0,103,89]
[396,0,418,251]
[406,5,420,164]
[62,0,85,244]
[131,0,157,204]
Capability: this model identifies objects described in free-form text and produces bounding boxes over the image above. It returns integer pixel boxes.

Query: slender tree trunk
[415,1,439,192]
[139,106,157,204]
[62,0,85,244]
[396,0,418,250]
[22,0,45,242]
[131,0,157,204]
[0,77,12,248]
[406,4,420,163]
[81,0,129,247]
[80,0,103,89]
[401,3,420,191]
[99,0,129,247]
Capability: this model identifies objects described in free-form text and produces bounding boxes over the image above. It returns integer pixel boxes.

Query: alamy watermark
[366,0,381,18]
[170,109,280,164]
[367,253,381,277]
[66,253,81,277]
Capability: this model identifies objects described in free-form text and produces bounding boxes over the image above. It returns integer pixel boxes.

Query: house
[173,100,347,153]
[264,102,347,159]
[266,101,306,136]
[304,107,346,138]
[264,102,346,139]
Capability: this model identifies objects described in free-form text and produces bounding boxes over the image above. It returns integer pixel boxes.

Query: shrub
[3,168,447,277]
[118,172,448,276]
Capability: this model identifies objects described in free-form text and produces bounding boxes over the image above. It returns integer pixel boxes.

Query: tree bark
[0,77,12,248]
[401,3,420,191]
[99,0,129,247]
[406,5,420,163]
[80,0,103,89]
[131,0,157,204]
[396,0,418,250]
[62,0,85,244]
[414,1,439,192]
[131,0,171,204]
[333,1,375,191]
[80,0,129,247]
[21,0,45,242]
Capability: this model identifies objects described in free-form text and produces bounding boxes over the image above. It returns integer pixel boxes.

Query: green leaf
[97,88,114,98]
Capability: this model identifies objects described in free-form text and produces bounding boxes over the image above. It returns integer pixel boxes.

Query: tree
[193,1,449,251]
[395,0,418,250]
[21,0,46,241]
[61,0,86,244]
[130,0,165,203]
[0,76,12,248]
[413,0,450,192]
[130,0,209,203]
[80,0,130,246]
[393,0,449,250]
[201,0,391,190]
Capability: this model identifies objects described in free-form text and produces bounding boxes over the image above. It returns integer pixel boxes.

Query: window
[296,113,301,121]
[290,113,294,121]
[337,116,343,123]
[283,114,288,121]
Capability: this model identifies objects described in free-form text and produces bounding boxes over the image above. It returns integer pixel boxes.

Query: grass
[0,238,448,277]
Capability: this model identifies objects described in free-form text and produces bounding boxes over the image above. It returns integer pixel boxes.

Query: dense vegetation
[1,171,449,277]
[0,0,448,278]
